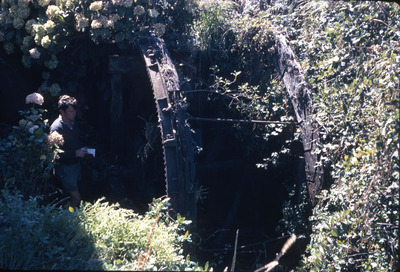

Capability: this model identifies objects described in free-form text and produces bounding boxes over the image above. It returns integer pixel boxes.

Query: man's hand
[76,148,87,158]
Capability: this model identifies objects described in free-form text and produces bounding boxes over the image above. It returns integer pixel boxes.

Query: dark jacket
[50,116,83,165]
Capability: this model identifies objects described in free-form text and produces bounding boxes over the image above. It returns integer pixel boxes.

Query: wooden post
[271,33,324,206]
[138,36,197,221]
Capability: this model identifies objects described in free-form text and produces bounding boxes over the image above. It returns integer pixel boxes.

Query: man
[50,95,87,208]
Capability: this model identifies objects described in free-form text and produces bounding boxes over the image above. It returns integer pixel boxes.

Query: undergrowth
[191,0,399,271]
[0,191,208,271]
[267,0,399,270]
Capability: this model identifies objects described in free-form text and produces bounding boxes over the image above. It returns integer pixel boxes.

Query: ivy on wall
[267,1,399,270]
[191,0,399,270]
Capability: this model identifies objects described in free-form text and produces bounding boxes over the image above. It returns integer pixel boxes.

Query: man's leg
[70,190,81,207]
[56,163,82,208]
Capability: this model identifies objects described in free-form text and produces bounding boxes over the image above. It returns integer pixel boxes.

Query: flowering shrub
[0,0,193,99]
[0,0,178,69]
[0,93,61,196]
[25,92,44,105]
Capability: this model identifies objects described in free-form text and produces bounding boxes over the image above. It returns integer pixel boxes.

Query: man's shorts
[55,163,81,193]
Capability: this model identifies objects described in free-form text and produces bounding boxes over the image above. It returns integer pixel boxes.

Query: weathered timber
[270,33,324,206]
[137,36,197,220]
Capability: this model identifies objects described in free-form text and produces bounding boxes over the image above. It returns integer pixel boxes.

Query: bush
[0,0,194,100]
[0,191,209,271]
[0,93,59,197]
[79,196,205,271]
[0,190,102,270]
[191,0,276,87]
[271,1,400,270]
[193,1,399,270]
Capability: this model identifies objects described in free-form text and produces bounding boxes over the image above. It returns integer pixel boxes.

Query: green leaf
[28,115,40,122]
[114,33,125,43]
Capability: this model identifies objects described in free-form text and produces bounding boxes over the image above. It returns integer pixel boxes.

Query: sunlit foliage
[0,191,208,270]
[267,0,399,270]
[192,0,399,270]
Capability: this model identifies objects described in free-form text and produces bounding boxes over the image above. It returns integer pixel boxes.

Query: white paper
[87,148,95,157]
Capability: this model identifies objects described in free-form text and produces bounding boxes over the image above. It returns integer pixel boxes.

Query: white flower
[46,5,62,19]
[134,5,145,16]
[48,131,64,146]
[33,24,45,36]
[33,24,46,45]
[29,125,39,134]
[34,34,42,45]
[148,9,159,18]
[44,20,56,33]
[184,1,196,14]
[111,0,123,6]
[29,47,41,59]
[75,13,89,30]
[41,35,51,48]
[89,1,103,12]
[25,93,44,105]
[91,19,102,29]
[106,14,120,27]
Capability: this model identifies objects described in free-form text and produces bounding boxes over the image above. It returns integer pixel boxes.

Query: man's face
[60,105,76,124]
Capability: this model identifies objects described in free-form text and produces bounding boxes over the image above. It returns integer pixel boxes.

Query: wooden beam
[271,33,324,206]
[138,36,197,221]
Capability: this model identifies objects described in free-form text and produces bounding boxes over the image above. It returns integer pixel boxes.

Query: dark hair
[58,95,77,111]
